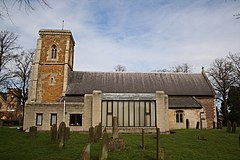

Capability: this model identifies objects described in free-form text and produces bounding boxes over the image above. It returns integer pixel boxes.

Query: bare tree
[114,64,127,72]
[228,52,240,85]
[0,0,50,19]
[13,49,34,107]
[0,30,21,89]
[172,63,193,73]
[153,63,193,73]
[207,58,236,125]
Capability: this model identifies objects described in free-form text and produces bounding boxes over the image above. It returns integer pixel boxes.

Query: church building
[23,29,217,133]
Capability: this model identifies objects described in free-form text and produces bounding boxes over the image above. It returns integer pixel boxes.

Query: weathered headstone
[50,124,57,143]
[227,120,232,133]
[89,126,94,143]
[81,143,90,160]
[58,122,66,148]
[112,116,119,139]
[29,126,37,138]
[99,129,108,160]
[142,128,145,150]
[232,122,237,133]
[94,122,102,142]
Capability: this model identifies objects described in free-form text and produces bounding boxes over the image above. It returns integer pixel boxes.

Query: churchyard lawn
[0,127,239,160]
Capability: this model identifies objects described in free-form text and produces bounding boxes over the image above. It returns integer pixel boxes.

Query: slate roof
[169,96,202,108]
[66,71,215,96]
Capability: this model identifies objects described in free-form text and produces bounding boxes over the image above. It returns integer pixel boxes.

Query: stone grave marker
[50,124,57,143]
[112,117,119,139]
[29,126,37,138]
[99,129,108,160]
[81,143,90,160]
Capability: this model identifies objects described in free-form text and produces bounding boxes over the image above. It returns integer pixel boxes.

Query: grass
[0,127,239,160]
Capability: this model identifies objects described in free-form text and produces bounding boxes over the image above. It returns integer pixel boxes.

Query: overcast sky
[1,0,240,72]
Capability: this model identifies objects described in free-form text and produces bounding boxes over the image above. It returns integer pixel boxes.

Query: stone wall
[195,96,216,128]
[23,102,85,131]
[168,108,203,129]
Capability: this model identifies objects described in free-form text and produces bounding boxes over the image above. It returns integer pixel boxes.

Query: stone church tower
[28,29,75,103]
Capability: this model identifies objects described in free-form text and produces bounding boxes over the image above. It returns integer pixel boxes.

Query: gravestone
[50,124,57,143]
[226,120,232,133]
[81,143,90,160]
[99,129,108,160]
[29,126,37,138]
[142,128,145,150]
[232,122,237,133]
[112,117,119,139]
[58,122,66,148]
[94,122,102,142]
[89,126,94,143]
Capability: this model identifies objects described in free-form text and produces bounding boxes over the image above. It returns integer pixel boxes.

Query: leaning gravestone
[58,122,66,149]
[99,129,108,160]
[29,126,37,138]
[50,124,57,143]
[94,122,102,142]
[81,143,90,160]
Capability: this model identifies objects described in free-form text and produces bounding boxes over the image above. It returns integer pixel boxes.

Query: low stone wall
[23,102,84,131]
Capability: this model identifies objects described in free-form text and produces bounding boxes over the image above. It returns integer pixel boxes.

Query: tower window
[51,45,57,59]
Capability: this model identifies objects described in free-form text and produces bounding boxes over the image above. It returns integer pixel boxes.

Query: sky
[1,0,240,73]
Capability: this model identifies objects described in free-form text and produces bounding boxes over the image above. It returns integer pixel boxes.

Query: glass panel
[129,101,134,126]
[176,114,179,123]
[51,114,57,125]
[145,102,150,114]
[36,114,42,126]
[102,101,107,126]
[107,101,112,113]
[123,101,128,126]
[134,101,140,126]
[139,101,145,126]
[118,101,124,126]
[145,115,150,126]
[151,101,156,126]
[113,101,118,117]
[107,115,112,126]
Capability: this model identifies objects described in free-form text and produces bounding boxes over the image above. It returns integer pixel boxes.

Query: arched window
[176,110,184,123]
[51,45,57,59]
